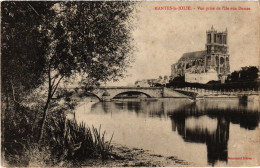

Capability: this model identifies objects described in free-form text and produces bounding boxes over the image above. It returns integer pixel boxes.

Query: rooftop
[178,50,206,62]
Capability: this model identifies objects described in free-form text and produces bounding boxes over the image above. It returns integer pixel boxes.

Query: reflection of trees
[171,114,229,166]
[114,102,142,114]
[112,100,192,118]
[170,108,259,166]
[90,99,259,165]
[91,102,116,114]
[95,100,259,130]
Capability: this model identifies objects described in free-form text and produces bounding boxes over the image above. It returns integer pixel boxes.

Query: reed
[46,114,114,162]
[3,102,114,166]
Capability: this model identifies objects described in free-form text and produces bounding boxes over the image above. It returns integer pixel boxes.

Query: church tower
[205,26,230,78]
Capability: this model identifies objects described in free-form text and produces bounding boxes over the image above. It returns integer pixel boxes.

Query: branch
[51,75,64,97]
[50,72,60,88]
[48,63,52,98]
[51,73,61,87]
[10,80,22,105]
[27,3,40,16]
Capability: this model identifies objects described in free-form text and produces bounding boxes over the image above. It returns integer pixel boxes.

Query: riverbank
[68,144,190,167]
[65,98,190,167]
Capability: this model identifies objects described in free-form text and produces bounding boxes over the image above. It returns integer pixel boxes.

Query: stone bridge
[86,87,190,101]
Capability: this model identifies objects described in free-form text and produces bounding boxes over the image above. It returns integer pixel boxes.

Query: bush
[2,102,41,167]
[2,100,114,167]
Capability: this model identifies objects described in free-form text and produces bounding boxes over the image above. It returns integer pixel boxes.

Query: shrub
[2,102,40,167]
[2,100,114,167]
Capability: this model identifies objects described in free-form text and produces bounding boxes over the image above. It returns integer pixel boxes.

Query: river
[72,98,259,166]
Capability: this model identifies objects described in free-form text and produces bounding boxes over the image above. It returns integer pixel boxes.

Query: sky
[108,1,259,86]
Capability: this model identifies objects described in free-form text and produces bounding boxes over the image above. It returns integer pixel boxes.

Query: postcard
[1,1,259,167]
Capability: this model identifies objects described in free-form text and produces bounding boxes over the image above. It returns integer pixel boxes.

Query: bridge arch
[111,91,152,99]
[85,92,102,101]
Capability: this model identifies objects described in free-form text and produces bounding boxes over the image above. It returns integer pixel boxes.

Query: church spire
[211,25,214,31]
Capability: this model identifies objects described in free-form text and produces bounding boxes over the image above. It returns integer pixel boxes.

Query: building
[135,76,169,87]
[171,26,230,83]
[185,69,219,84]
[135,80,150,87]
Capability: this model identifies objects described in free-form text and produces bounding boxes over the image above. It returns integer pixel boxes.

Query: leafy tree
[36,2,135,141]
[229,66,259,82]
[240,66,259,81]
[2,1,136,144]
[1,2,57,163]
[230,71,239,82]
[1,2,52,104]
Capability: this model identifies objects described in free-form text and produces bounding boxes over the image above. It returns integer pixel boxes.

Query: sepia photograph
[1,1,260,167]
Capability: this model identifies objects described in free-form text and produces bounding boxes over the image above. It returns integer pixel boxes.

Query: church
[171,26,230,84]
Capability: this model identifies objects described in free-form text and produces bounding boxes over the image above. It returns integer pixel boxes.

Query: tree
[36,2,135,141]
[1,2,52,104]
[2,2,135,142]
[1,3,57,162]
[230,71,239,82]
[240,66,259,81]
[230,66,259,82]
[247,66,259,80]
[163,75,168,83]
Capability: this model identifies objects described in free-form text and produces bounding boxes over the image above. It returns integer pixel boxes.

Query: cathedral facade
[171,26,230,83]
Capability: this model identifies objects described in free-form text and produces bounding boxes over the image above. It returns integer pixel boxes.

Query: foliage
[154,83,163,87]
[2,1,135,166]
[24,144,53,167]
[45,114,114,162]
[2,102,41,166]
[33,1,135,141]
[40,1,136,86]
[207,80,221,84]
[1,2,50,103]
[166,76,185,88]
[230,71,239,82]
[228,66,259,82]
[170,76,185,82]
[2,100,114,166]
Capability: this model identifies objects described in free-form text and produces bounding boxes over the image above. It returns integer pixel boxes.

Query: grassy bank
[2,100,190,167]
[2,89,114,167]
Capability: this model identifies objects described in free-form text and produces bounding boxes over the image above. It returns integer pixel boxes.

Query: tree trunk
[38,66,64,142]
[38,66,52,142]
[38,94,51,142]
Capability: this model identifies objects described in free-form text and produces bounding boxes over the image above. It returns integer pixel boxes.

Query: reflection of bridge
[87,87,190,101]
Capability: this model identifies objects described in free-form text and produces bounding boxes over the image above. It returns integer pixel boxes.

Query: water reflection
[77,98,259,166]
[171,115,230,166]
[169,101,259,166]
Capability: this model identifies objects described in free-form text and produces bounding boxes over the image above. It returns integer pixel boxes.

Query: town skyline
[108,1,259,86]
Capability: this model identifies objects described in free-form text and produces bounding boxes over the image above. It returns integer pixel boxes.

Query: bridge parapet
[97,86,163,89]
